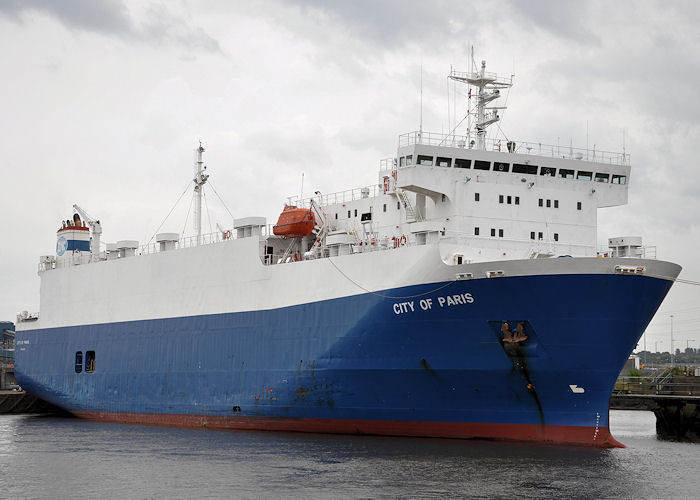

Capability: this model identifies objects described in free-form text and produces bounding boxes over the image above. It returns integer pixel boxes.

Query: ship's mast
[193,142,209,246]
[449,50,513,150]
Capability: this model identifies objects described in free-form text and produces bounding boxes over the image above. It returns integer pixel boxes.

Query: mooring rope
[645,273,700,286]
[326,256,458,300]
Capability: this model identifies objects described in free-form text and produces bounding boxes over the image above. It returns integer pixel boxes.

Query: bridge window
[399,156,405,167]
[75,351,83,373]
[397,201,400,210]
[507,195,512,204]
[546,199,551,208]
[512,163,538,175]
[347,210,351,218]
[354,209,358,217]
[474,227,480,236]
[559,169,574,179]
[530,231,535,240]
[499,195,504,204]
[577,202,582,210]
[490,228,495,237]
[335,213,338,219]
[540,166,556,176]
[612,174,627,185]
[538,198,543,207]
[436,157,452,167]
[594,172,610,183]
[538,232,543,240]
[498,229,504,237]
[554,200,559,208]
[475,193,480,202]
[383,204,387,212]
[493,162,509,172]
[417,155,433,166]
[515,196,520,205]
[554,233,559,241]
[474,160,490,171]
[577,170,593,181]
[405,155,413,166]
[85,351,95,373]
[454,158,471,169]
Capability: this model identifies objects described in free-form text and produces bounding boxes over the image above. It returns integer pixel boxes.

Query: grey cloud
[266,0,475,48]
[536,43,700,128]
[0,0,220,53]
[139,3,221,53]
[0,0,133,34]
[242,125,333,168]
[506,0,599,44]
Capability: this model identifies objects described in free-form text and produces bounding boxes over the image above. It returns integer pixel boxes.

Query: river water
[0,410,697,499]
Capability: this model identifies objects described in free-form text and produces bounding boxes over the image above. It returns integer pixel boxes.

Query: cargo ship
[15,55,680,447]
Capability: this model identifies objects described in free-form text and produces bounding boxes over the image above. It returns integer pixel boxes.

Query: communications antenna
[449,49,513,150]
[193,141,209,246]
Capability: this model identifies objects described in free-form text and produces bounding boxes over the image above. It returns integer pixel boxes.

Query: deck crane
[72,204,102,260]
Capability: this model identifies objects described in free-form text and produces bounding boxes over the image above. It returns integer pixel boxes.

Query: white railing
[288,185,381,208]
[398,130,630,166]
[38,254,92,271]
[449,69,512,86]
[140,226,275,255]
[596,245,657,259]
[38,226,278,272]
[379,158,396,169]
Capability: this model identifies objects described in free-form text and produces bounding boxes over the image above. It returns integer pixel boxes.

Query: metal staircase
[278,238,299,264]
[309,199,329,257]
[396,189,419,222]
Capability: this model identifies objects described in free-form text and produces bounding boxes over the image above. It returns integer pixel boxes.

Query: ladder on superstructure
[397,188,420,222]
[309,199,329,257]
[279,239,299,264]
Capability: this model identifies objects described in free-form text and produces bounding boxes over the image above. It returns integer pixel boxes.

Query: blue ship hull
[15,272,672,446]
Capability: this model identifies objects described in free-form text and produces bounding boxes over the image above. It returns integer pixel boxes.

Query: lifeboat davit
[273,205,315,238]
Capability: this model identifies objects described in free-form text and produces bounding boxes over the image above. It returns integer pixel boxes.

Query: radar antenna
[449,49,513,150]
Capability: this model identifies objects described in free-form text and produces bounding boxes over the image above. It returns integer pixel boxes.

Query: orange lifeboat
[273,205,315,238]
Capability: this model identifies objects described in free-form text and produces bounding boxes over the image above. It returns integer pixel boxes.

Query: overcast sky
[1,0,698,353]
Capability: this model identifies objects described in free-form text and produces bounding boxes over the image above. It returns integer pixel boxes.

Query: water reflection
[0,411,696,499]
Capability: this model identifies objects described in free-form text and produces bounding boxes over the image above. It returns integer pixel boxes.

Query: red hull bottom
[74,412,624,448]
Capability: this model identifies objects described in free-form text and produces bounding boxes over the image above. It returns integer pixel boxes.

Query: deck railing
[398,130,630,166]
[288,185,381,209]
[595,245,657,259]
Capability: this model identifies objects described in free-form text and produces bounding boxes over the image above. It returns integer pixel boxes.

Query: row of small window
[481,193,581,211]
[538,198,559,208]
[75,351,95,373]
[498,195,520,205]
[336,202,400,220]
[399,155,627,184]
[400,155,470,169]
[531,232,560,241]
[473,227,561,241]
[474,227,505,237]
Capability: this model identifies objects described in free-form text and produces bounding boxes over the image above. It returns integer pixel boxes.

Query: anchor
[501,321,528,344]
